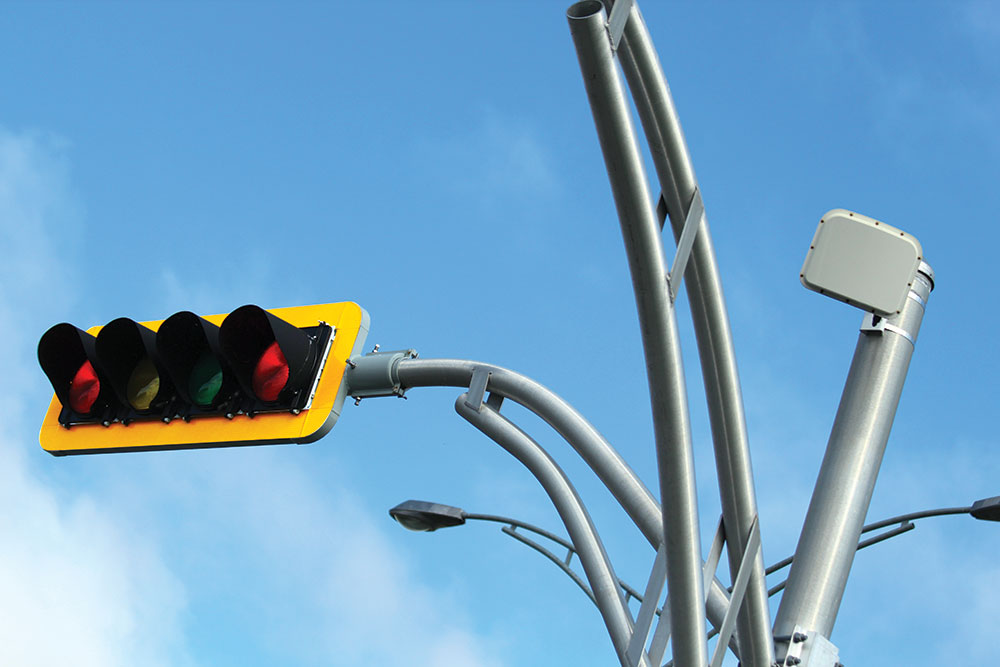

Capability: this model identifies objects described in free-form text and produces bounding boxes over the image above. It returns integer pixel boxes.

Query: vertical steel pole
[773,264,935,651]
[567,4,707,666]
[613,4,775,665]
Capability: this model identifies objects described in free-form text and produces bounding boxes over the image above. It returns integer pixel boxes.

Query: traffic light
[38,302,369,456]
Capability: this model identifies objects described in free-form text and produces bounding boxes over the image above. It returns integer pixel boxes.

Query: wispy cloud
[0,130,82,396]
[0,126,193,666]
[121,448,508,667]
[806,3,1000,154]
[960,1,1000,58]
[157,251,274,317]
[0,442,191,667]
[414,108,560,201]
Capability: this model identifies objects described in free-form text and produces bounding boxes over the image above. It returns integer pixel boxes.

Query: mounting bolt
[792,632,808,643]
[786,657,801,666]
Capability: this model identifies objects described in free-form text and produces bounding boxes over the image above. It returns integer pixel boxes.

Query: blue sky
[2,1,998,665]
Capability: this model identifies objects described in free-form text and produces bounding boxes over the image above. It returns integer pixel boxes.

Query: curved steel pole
[568,4,706,666]
[394,356,737,653]
[455,394,647,667]
[397,359,661,547]
[613,3,775,665]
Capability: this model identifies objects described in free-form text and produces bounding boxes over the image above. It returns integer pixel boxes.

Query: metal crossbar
[668,187,704,302]
[710,517,761,667]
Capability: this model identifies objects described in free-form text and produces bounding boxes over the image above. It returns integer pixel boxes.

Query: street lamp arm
[855,521,916,553]
[765,505,974,579]
[858,505,971,534]
[498,525,598,607]
[464,512,577,553]
[765,522,916,598]
[764,502,990,599]
[467,512,663,615]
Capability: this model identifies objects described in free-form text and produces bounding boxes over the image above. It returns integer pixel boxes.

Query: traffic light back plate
[40,302,369,456]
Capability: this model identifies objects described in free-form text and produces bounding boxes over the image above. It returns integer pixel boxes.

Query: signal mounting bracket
[345,348,418,401]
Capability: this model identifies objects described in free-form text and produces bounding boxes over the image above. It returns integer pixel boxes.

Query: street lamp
[971,495,1000,522]
[388,500,466,532]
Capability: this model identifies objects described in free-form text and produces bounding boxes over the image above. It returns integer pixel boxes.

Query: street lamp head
[389,500,467,532]
[970,496,1000,522]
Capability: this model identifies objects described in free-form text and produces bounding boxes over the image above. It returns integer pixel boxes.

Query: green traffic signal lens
[189,352,223,407]
[126,357,161,410]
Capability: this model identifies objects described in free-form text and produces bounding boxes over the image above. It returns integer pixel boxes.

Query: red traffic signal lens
[68,360,100,414]
[252,341,289,402]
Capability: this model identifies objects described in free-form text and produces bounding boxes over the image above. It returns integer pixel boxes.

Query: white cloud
[0,126,193,667]
[135,450,508,667]
[0,440,190,667]
[318,491,506,667]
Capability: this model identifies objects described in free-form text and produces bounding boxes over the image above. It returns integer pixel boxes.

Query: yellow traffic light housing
[38,302,369,456]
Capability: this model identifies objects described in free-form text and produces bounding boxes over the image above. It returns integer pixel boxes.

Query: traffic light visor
[95,318,174,414]
[38,323,118,419]
[219,304,321,407]
[156,311,235,410]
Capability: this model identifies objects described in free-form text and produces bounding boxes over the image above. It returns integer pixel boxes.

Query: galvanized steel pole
[455,395,647,667]
[613,4,775,665]
[773,264,935,651]
[393,357,737,652]
[568,4,707,666]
